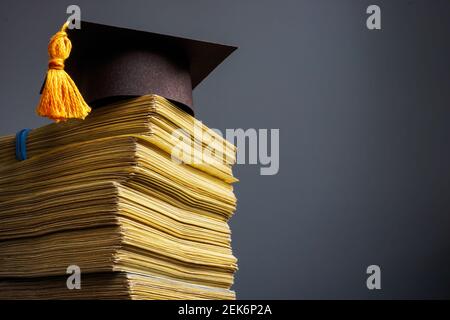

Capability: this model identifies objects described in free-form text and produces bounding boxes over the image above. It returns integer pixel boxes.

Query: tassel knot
[48,58,65,70]
[36,22,91,122]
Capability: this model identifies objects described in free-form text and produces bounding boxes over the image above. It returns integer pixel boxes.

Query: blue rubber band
[15,129,31,161]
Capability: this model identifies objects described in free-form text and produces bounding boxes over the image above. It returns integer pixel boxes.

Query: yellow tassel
[36,22,91,122]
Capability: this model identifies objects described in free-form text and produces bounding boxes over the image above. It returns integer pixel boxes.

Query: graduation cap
[36,21,237,122]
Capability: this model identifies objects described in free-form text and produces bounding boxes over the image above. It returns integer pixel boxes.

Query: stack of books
[0,95,238,300]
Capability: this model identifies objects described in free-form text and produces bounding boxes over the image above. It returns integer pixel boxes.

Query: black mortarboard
[38,21,236,120]
[67,21,237,115]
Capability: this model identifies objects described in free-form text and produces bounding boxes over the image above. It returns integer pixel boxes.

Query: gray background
[1,0,450,299]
